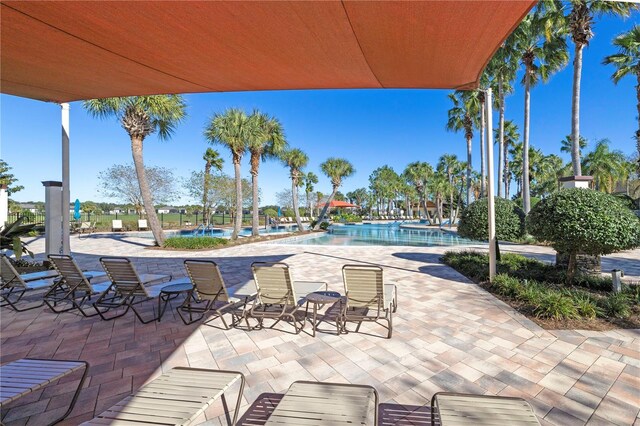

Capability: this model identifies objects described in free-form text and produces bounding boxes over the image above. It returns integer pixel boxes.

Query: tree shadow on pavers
[72,233,152,248]
[304,251,423,274]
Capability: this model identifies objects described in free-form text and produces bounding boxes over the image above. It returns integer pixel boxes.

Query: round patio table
[158,282,194,321]
[304,291,342,337]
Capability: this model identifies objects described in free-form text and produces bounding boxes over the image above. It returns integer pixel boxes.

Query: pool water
[276,223,481,246]
[130,224,305,239]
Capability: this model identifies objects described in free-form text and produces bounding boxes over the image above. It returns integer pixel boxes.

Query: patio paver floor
[1,234,638,425]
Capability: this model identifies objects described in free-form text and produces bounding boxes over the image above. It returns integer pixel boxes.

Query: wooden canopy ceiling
[1,1,535,103]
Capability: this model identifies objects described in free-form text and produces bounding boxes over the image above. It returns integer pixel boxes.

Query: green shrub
[310,220,330,230]
[598,293,631,319]
[163,236,228,249]
[527,189,640,282]
[622,285,640,305]
[263,208,278,218]
[492,274,522,298]
[457,197,525,242]
[534,292,578,320]
[442,251,489,282]
[517,280,544,305]
[571,292,602,319]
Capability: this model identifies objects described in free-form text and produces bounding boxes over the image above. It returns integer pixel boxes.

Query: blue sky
[1,13,637,206]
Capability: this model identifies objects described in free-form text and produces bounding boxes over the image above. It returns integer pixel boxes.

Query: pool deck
[1,233,638,425]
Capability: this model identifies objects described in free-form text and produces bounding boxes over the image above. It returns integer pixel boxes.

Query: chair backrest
[0,254,26,289]
[342,264,385,308]
[251,262,296,306]
[47,254,94,293]
[79,222,91,230]
[184,259,230,302]
[138,219,148,229]
[100,257,149,297]
[112,220,123,230]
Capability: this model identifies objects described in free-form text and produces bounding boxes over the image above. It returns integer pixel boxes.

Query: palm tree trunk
[571,43,584,176]
[498,77,505,198]
[314,187,337,230]
[131,136,165,246]
[250,154,260,237]
[232,154,243,240]
[466,136,472,206]
[480,102,486,197]
[449,190,454,228]
[523,72,532,214]
[202,163,211,226]
[636,73,640,173]
[292,175,303,231]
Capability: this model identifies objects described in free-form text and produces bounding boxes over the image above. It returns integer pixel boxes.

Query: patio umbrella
[73,199,81,220]
[277,207,282,217]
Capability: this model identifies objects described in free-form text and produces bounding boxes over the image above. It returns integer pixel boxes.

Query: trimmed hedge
[163,236,228,249]
[457,197,525,242]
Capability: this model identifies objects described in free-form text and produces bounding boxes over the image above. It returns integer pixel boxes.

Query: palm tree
[83,95,186,246]
[446,91,480,206]
[564,1,636,176]
[202,148,224,226]
[438,154,460,228]
[314,191,324,217]
[583,139,629,193]
[204,108,254,240]
[315,158,355,229]
[281,148,309,230]
[486,40,519,197]
[402,161,433,219]
[428,171,450,225]
[247,111,287,236]
[494,120,520,198]
[560,135,587,156]
[511,10,569,213]
[303,172,319,217]
[603,24,640,172]
[346,188,369,213]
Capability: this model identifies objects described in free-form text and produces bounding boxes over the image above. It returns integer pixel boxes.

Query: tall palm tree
[83,95,186,246]
[247,111,287,236]
[315,158,355,229]
[583,139,629,193]
[563,1,636,175]
[560,135,587,156]
[494,120,520,198]
[446,91,480,206]
[281,148,308,231]
[428,171,450,225]
[202,148,224,226]
[303,172,319,217]
[438,154,460,228]
[603,24,640,172]
[486,40,519,197]
[402,161,433,219]
[511,10,569,213]
[204,108,254,240]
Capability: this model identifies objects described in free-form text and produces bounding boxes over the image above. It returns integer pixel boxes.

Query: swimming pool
[273,223,481,246]
[129,224,305,239]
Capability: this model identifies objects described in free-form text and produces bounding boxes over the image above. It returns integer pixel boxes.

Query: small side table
[158,282,194,321]
[304,291,342,337]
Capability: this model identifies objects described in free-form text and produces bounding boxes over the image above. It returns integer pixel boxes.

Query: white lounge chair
[137,219,148,230]
[111,219,123,232]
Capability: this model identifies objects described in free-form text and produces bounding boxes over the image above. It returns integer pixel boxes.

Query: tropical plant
[369,166,402,215]
[304,172,319,217]
[458,197,526,242]
[402,161,433,219]
[527,188,640,283]
[446,91,481,206]
[202,148,224,226]
[497,120,520,198]
[603,24,640,171]
[0,159,24,195]
[563,1,637,175]
[83,95,186,246]
[247,111,287,236]
[438,154,461,227]
[427,171,450,225]
[281,148,309,231]
[315,158,355,229]
[0,217,42,259]
[346,188,369,214]
[510,10,569,213]
[582,139,629,193]
[204,108,255,240]
[560,134,587,157]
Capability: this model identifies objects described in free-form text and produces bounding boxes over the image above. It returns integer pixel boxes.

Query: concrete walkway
[1,234,638,425]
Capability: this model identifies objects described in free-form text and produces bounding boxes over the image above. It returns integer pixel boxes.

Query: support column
[42,181,63,255]
[485,89,497,281]
[61,103,70,255]
[0,184,8,226]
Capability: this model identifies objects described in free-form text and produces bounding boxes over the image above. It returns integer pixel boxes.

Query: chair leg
[387,309,393,339]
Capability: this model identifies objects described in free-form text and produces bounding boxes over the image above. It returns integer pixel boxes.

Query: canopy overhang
[1,1,535,103]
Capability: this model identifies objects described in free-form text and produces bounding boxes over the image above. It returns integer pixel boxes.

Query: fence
[8,212,268,231]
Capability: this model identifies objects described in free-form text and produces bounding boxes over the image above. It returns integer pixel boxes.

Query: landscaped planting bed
[442,250,640,330]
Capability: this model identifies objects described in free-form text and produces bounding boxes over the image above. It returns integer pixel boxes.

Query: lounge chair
[341,264,397,339]
[431,392,540,426]
[138,219,148,231]
[82,367,245,426]
[92,256,172,323]
[1,358,88,426]
[111,219,123,232]
[0,254,58,311]
[248,262,327,334]
[44,254,110,317]
[78,221,95,234]
[178,259,257,327]
[264,381,378,425]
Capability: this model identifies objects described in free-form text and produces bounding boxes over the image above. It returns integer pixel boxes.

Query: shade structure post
[61,103,70,255]
[485,89,496,281]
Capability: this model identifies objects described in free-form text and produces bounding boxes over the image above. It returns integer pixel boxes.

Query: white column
[61,103,70,255]
[0,185,8,226]
[43,181,63,255]
[485,89,496,281]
